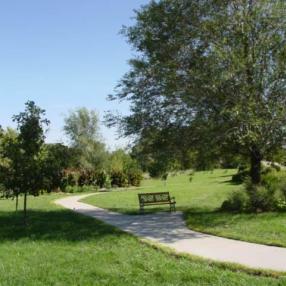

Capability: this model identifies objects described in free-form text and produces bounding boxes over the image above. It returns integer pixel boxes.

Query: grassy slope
[0,195,284,285]
[83,169,286,247]
[84,169,239,214]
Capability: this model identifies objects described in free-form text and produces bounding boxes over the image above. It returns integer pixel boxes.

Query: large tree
[108,0,286,184]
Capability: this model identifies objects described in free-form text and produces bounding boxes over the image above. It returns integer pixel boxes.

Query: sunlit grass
[83,169,286,247]
[0,194,285,285]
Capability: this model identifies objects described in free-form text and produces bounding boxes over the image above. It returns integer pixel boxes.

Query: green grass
[83,169,286,247]
[84,169,240,214]
[0,194,285,285]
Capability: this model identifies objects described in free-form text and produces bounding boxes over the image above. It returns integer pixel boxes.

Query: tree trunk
[23,191,27,225]
[250,151,262,184]
[15,194,18,212]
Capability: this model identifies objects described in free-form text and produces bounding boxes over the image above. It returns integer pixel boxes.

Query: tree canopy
[64,108,107,171]
[108,0,286,183]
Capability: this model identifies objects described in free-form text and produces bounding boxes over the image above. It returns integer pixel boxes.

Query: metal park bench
[138,192,176,212]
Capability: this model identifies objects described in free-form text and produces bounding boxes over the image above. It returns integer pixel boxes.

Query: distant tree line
[0,103,142,222]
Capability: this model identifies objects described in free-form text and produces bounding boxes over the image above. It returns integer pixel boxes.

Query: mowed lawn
[1,195,284,285]
[84,169,239,214]
[83,169,286,248]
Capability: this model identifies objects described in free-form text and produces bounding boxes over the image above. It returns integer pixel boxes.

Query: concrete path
[56,194,286,272]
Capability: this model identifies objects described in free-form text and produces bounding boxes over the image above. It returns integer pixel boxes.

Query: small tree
[8,101,49,223]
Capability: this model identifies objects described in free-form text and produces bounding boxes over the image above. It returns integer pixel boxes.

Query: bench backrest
[138,192,170,204]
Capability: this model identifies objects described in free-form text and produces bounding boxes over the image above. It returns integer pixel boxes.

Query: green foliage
[126,168,143,187]
[245,181,276,212]
[94,171,107,188]
[108,0,286,184]
[221,190,249,212]
[64,108,107,171]
[103,175,112,190]
[66,172,77,187]
[40,143,73,192]
[0,101,49,220]
[225,170,286,213]
[0,128,21,199]
[65,185,98,194]
[108,149,143,187]
[110,170,129,188]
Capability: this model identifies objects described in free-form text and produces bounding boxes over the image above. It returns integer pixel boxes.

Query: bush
[78,172,88,187]
[67,173,77,186]
[103,175,112,190]
[110,170,129,188]
[245,182,276,212]
[94,171,107,188]
[221,190,249,212]
[127,169,143,187]
[261,170,280,191]
[223,169,286,213]
[64,185,98,193]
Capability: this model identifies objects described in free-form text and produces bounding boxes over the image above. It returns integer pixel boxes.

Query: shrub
[94,171,107,188]
[245,179,277,212]
[223,170,286,213]
[110,170,129,188]
[78,172,87,187]
[67,173,77,186]
[261,170,280,191]
[221,190,249,212]
[104,175,112,190]
[127,169,143,187]
[64,185,98,193]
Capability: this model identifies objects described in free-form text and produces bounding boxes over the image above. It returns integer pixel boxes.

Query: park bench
[138,192,176,212]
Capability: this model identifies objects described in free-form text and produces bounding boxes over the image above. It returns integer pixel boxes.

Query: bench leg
[170,203,176,212]
[140,205,144,214]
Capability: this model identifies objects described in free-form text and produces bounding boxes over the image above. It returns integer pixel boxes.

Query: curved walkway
[56,194,286,272]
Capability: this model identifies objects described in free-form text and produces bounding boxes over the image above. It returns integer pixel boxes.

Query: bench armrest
[170,197,176,203]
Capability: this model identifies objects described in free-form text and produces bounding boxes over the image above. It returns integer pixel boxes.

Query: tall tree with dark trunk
[107,0,286,184]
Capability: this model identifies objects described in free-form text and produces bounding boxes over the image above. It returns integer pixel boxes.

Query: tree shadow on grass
[0,209,124,242]
[183,208,239,229]
[218,179,242,186]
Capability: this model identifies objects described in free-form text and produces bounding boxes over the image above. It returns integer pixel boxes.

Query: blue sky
[0,0,149,149]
